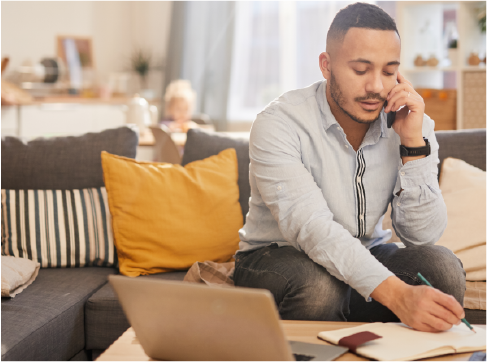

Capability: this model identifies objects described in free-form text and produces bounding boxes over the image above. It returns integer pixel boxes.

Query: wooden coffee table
[97,321,485,361]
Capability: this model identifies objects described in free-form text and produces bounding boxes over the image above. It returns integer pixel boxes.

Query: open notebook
[318,322,486,361]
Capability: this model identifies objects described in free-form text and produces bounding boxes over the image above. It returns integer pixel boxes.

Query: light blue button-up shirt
[238,80,447,299]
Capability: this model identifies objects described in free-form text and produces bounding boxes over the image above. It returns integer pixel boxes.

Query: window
[227,1,377,122]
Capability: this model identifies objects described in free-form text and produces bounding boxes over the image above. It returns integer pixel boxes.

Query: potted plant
[478,5,486,33]
[130,48,152,97]
[130,48,154,100]
[448,39,458,67]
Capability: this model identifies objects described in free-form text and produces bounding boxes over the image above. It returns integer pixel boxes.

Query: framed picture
[57,36,94,68]
[57,36,94,90]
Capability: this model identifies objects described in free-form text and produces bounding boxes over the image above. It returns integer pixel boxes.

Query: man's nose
[365,72,384,95]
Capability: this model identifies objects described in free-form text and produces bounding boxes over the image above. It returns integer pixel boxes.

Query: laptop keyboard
[293,353,314,361]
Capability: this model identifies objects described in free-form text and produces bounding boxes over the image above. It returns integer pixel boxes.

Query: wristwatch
[399,137,431,157]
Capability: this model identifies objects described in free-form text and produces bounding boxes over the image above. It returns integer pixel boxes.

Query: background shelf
[396,1,486,130]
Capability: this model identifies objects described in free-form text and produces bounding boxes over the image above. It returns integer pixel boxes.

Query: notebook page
[318,323,486,361]
[405,323,485,348]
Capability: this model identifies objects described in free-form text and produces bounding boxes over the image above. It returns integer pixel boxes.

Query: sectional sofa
[1,126,485,361]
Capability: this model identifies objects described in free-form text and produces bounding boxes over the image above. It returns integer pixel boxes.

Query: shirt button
[345,144,349,148]
[277,186,282,191]
[400,172,405,176]
[397,202,401,206]
[360,215,364,220]
[357,176,362,182]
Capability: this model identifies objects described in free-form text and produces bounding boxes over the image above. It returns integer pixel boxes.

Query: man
[234,2,466,333]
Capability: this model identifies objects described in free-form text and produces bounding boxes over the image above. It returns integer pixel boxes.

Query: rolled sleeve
[391,117,447,246]
[250,111,394,299]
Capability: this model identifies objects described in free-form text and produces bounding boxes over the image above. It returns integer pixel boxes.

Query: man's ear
[319,52,331,80]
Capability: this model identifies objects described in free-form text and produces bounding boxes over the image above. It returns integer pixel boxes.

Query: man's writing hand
[371,276,464,332]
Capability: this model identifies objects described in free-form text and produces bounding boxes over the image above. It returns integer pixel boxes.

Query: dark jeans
[234,243,466,322]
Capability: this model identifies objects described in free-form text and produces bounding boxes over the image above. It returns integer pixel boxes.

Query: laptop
[109,275,348,361]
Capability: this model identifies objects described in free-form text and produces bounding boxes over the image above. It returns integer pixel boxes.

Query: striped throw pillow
[1,188,116,268]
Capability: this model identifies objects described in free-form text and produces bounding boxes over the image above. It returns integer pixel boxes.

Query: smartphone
[385,76,399,128]
[384,100,396,128]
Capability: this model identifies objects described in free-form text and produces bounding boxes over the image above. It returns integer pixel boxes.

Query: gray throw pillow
[2,126,138,190]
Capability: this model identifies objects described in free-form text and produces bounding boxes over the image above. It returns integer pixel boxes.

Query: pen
[417,272,476,333]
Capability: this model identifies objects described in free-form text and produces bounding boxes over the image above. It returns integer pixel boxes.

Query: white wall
[91,2,134,81]
[129,1,172,96]
[1,1,172,97]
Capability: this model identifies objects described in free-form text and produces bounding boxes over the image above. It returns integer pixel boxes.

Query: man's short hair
[327,2,399,48]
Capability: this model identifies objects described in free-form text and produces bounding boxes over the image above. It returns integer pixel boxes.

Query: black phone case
[384,100,396,128]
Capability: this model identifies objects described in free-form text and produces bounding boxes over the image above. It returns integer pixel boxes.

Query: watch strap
[400,138,430,157]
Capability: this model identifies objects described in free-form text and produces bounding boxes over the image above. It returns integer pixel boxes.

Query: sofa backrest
[1,126,139,190]
[436,129,486,173]
[184,128,486,220]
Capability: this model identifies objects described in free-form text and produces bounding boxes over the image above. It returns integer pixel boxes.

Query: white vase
[123,94,158,130]
[448,48,458,67]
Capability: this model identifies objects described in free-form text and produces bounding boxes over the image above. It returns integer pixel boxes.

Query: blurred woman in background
[161,79,199,133]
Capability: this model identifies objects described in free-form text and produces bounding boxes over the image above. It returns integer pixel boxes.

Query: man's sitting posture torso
[239,80,442,299]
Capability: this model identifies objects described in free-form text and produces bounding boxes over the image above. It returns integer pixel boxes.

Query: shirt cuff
[351,263,395,302]
[395,155,436,192]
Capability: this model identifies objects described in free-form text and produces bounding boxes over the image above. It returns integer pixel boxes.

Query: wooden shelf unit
[395,1,486,130]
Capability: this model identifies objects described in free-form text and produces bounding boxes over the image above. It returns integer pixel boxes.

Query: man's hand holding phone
[384,71,426,149]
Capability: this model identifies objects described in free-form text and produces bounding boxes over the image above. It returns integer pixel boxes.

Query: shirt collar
[317,80,338,131]
[317,79,389,139]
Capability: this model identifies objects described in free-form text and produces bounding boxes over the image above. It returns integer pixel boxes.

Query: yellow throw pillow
[101,149,243,277]
[436,157,486,281]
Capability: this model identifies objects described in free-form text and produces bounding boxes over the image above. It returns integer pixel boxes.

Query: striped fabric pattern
[1,188,116,268]
[355,149,367,238]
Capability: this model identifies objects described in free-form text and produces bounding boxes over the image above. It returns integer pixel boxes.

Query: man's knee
[278,263,351,321]
[408,245,466,305]
[234,245,350,321]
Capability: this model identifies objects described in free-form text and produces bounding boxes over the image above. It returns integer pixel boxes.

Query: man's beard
[329,72,385,125]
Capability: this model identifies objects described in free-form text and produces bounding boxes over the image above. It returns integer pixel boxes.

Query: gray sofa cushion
[85,271,186,351]
[465,309,486,325]
[182,129,251,221]
[436,129,486,174]
[70,349,89,361]
[1,126,138,190]
[1,267,116,361]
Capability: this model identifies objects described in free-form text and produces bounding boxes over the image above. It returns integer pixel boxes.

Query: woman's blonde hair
[164,80,196,116]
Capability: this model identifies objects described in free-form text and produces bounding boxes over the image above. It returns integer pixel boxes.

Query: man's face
[325,28,401,124]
